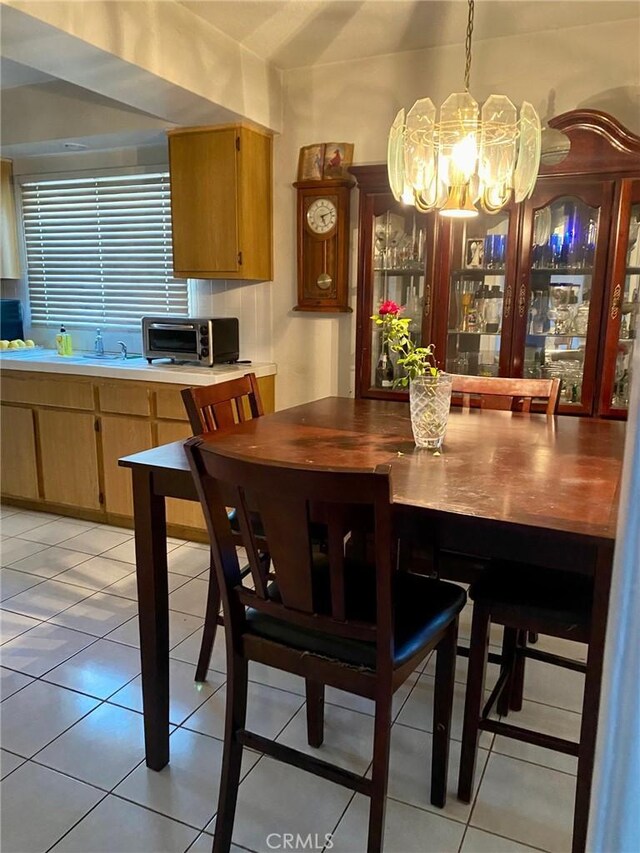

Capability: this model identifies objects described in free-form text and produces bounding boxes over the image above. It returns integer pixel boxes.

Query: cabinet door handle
[518,282,528,319]
[504,284,513,319]
[610,283,622,320]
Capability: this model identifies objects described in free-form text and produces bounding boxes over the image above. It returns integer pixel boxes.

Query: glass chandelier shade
[388,3,541,217]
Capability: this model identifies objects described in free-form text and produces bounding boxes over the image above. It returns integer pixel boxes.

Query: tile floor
[0,506,584,853]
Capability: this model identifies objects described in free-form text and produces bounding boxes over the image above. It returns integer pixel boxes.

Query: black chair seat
[246,568,465,669]
[470,563,593,628]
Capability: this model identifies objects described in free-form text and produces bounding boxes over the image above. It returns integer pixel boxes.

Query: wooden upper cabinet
[168,125,273,281]
[1,159,22,279]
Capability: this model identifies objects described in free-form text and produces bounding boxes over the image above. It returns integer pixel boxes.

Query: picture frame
[465,237,484,268]
[298,144,325,181]
[323,142,354,179]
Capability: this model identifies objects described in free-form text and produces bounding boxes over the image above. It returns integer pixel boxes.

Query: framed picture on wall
[298,144,325,181]
[323,143,354,179]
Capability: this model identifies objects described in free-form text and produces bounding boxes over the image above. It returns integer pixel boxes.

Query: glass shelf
[526,333,587,339]
[530,267,594,275]
[448,330,501,336]
[373,267,424,276]
[451,268,506,278]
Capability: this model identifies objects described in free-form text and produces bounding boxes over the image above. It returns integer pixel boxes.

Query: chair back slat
[231,484,269,598]
[181,373,264,435]
[450,375,561,415]
[327,508,347,622]
[185,438,394,652]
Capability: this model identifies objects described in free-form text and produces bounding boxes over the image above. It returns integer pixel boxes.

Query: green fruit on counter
[25,340,35,347]
[0,340,9,349]
[8,341,19,349]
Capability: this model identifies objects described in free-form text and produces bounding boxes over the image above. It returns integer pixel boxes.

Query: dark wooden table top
[120,397,624,543]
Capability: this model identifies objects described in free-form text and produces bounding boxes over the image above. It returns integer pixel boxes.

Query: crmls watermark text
[266,833,334,849]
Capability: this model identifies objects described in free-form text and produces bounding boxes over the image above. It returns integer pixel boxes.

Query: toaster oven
[142,317,239,366]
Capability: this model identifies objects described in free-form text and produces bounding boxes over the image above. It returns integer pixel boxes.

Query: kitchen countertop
[0,349,277,386]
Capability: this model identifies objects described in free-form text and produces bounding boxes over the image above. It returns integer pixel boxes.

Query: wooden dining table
[120,396,624,853]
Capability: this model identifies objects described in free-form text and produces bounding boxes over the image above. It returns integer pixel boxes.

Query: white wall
[272,15,640,409]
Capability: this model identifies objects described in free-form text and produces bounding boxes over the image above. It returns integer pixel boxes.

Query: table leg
[572,543,614,853]
[132,467,170,770]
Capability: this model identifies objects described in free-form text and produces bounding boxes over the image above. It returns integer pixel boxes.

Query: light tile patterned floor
[0,507,584,853]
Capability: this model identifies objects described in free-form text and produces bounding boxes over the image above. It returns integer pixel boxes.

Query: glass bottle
[375,339,395,388]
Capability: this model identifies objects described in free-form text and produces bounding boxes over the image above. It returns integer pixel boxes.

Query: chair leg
[305,680,325,748]
[431,618,458,807]
[509,630,527,712]
[367,690,393,853]
[458,601,491,803]
[213,654,248,853]
[497,627,518,718]
[195,556,222,683]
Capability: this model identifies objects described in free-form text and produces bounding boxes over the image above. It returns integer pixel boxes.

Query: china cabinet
[353,110,640,417]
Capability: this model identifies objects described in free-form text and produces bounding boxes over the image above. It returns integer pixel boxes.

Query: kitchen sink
[82,353,125,361]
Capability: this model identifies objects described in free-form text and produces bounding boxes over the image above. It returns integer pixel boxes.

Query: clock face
[306,198,337,235]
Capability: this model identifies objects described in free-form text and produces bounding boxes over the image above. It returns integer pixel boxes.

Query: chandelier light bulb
[387,1,541,216]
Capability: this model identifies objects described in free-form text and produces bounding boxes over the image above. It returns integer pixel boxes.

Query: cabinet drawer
[99,383,150,416]
[155,387,189,421]
[1,375,94,409]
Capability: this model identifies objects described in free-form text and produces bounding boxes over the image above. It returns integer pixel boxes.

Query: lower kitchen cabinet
[0,369,275,537]
[156,420,206,531]
[101,415,154,517]
[0,405,39,500]
[38,409,102,510]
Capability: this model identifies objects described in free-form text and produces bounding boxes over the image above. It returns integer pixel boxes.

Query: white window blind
[21,172,188,330]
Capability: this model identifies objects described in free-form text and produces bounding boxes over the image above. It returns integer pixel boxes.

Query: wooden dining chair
[181,372,264,434]
[458,563,590,812]
[181,373,265,682]
[450,375,561,415]
[185,438,467,853]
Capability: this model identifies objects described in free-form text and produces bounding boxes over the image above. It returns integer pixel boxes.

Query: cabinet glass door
[444,211,514,377]
[598,178,640,416]
[369,205,429,390]
[614,202,640,408]
[514,182,613,415]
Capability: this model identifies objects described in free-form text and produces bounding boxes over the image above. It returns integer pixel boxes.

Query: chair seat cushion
[245,568,466,670]
[470,562,592,628]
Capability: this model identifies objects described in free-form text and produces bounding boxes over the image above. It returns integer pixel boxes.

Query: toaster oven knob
[199,325,208,335]
[200,347,209,358]
[200,336,208,346]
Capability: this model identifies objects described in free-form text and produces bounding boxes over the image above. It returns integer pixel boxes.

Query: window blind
[21,172,188,330]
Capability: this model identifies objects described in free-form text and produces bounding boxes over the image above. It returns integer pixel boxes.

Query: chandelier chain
[464,0,475,92]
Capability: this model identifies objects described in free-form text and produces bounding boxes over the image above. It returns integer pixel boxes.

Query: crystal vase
[409,373,453,449]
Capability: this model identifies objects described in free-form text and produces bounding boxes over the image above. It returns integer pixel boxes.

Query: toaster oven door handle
[148,323,197,331]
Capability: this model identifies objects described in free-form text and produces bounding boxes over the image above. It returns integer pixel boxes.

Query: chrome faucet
[94,328,104,356]
[117,341,127,360]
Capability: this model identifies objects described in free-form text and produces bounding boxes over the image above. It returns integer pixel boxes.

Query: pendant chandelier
[387,0,541,218]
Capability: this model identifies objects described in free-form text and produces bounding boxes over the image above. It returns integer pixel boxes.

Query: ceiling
[0,57,55,89]
[180,0,640,70]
